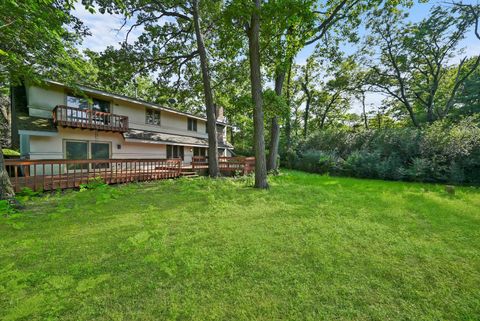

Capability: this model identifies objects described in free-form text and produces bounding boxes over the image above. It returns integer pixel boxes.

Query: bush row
[283,116,480,184]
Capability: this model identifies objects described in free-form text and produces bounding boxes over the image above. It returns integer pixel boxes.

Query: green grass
[1,170,480,321]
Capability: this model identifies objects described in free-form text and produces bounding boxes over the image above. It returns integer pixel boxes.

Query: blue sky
[74,0,480,114]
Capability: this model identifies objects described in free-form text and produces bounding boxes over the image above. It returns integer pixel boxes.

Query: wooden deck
[5,157,255,193]
[5,158,182,192]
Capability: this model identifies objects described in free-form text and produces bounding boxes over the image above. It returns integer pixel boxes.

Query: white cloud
[73,3,143,52]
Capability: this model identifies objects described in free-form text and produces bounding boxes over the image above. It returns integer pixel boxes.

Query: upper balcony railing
[53,105,129,132]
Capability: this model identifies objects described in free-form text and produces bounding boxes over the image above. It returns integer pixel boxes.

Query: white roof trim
[19,130,58,137]
[124,138,208,148]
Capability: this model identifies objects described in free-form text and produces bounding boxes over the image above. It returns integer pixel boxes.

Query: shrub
[80,177,107,191]
[286,116,480,185]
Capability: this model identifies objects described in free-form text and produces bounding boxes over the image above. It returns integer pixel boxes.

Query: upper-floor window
[67,95,89,110]
[92,98,110,113]
[67,95,110,113]
[188,118,197,131]
[146,108,161,126]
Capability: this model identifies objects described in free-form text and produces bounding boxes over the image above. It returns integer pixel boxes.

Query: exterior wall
[113,101,208,139]
[26,84,65,118]
[28,128,167,160]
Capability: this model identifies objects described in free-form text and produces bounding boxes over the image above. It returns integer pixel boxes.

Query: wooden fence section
[53,105,129,132]
[5,158,182,192]
[192,156,255,174]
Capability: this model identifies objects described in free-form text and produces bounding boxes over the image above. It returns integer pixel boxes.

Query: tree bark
[247,0,268,189]
[267,71,286,173]
[302,88,311,138]
[0,150,15,200]
[192,0,219,177]
[285,62,293,150]
[361,92,368,129]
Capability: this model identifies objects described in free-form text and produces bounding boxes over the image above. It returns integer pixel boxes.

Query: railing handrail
[53,105,129,132]
[6,157,183,192]
[5,158,182,166]
[53,105,128,119]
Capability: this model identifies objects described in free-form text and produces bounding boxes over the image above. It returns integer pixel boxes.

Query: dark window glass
[146,108,161,125]
[92,99,110,113]
[188,118,197,131]
[66,141,88,170]
[167,145,184,160]
[193,147,206,157]
[91,142,110,169]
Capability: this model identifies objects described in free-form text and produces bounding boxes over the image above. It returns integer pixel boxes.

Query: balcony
[53,105,129,132]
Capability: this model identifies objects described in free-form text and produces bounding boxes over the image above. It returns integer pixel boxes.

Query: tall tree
[192,0,219,176]
[246,0,268,188]
[364,6,480,125]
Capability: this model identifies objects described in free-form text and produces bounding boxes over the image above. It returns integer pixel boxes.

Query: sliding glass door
[65,140,111,171]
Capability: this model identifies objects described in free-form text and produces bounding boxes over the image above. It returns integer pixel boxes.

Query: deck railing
[192,156,255,174]
[5,158,182,192]
[53,105,129,132]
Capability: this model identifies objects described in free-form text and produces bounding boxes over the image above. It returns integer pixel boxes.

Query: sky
[73,0,480,114]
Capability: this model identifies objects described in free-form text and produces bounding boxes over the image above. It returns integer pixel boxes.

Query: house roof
[43,80,230,126]
[17,113,57,132]
[124,129,234,149]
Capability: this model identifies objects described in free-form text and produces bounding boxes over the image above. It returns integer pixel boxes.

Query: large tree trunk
[361,92,368,129]
[303,92,311,138]
[192,0,219,177]
[247,0,268,189]
[0,150,15,200]
[285,62,293,150]
[267,71,286,173]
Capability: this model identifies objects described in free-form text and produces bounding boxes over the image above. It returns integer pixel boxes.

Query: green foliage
[0,0,89,86]
[288,116,480,184]
[0,200,16,215]
[79,177,107,191]
[1,149,20,157]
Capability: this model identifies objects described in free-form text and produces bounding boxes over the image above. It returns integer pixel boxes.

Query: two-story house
[11,80,233,165]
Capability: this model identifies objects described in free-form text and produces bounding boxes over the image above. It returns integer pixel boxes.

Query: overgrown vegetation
[1,171,479,320]
[286,116,480,184]
[2,149,20,157]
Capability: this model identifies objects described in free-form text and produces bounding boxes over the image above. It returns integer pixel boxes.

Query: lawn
[1,170,480,321]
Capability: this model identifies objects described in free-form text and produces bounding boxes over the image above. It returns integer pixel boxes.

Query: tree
[247,0,268,188]
[364,6,480,126]
[192,0,219,177]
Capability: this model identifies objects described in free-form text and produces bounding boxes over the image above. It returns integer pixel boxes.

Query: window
[65,141,88,170]
[67,95,89,110]
[146,108,161,125]
[91,142,110,169]
[167,145,184,160]
[92,98,110,113]
[193,147,206,157]
[188,118,197,131]
[64,140,111,170]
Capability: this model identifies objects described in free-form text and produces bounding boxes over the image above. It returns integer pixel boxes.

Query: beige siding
[27,85,65,118]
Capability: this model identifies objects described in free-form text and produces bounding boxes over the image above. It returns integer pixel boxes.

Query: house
[11,80,234,165]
